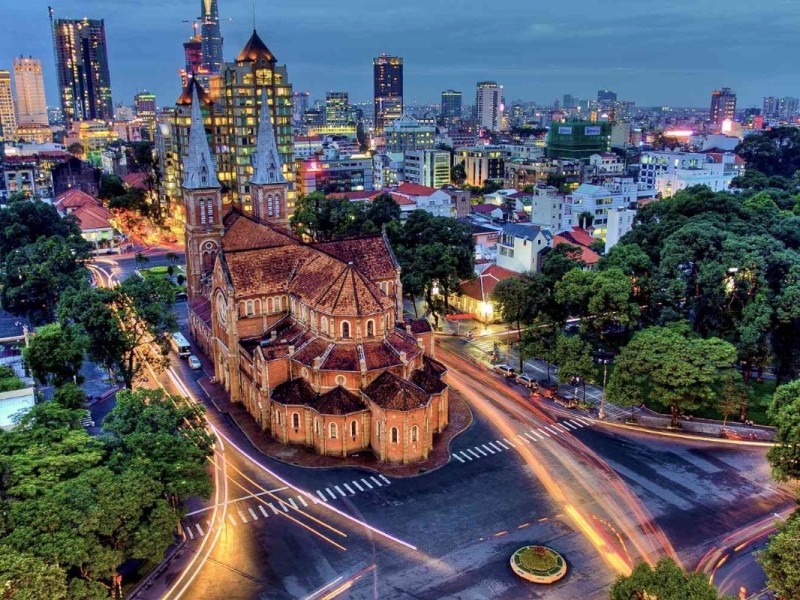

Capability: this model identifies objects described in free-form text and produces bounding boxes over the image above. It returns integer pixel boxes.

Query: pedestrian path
[450,417,595,465]
[183,473,393,540]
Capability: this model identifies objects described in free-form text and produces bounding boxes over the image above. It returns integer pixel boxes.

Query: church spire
[183,84,220,190]
[251,87,286,185]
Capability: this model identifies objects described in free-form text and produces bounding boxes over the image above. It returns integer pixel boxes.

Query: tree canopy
[758,511,800,600]
[735,127,800,178]
[610,557,733,600]
[23,323,86,387]
[290,192,401,241]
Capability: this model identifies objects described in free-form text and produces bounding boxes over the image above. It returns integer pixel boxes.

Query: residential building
[546,121,611,160]
[452,265,520,323]
[529,185,564,231]
[404,150,450,188]
[710,87,736,131]
[597,89,617,110]
[295,155,374,196]
[373,54,403,133]
[564,183,630,238]
[53,188,121,251]
[393,182,454,218]
[13,57,48,126]
[552,227,601,268]
[496,223,552,274]
[457,145,510,186]
[475,81,505,131]
[504,158,582,190]
[384,115,435,153]
[588,153,624,175]
[182,97,448,465]
[373,152,404,189]
[441,186,472,219]
[639,150,739,197]
[0,71,16,140]
[51,156,101,197]
[51,16,113,123]
[0,388,35,431]
[325,92,350,127]
[605,207,636,253]
[441,90,462,125]
[0,144,69,198]
[762,96,799,121]
[437,129,478,149]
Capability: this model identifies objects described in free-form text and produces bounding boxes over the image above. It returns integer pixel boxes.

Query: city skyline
[2,0,799,111]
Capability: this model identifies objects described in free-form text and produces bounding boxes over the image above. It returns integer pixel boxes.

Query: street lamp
[593,350,614,420]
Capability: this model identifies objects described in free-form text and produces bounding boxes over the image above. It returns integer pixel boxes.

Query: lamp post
[593,350,614,420]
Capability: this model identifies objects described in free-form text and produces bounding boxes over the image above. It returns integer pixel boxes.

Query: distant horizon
[3,0,797,113]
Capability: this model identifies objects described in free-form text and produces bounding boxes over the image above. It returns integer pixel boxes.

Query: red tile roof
[122,172,149,190]
[54,188,99,211]
[471,204,497,214]
[315,386,366,414]
[553,234,600,265]
[222,209,300,252]
[312,236,398,281]
[363,371,430,410]
[72,204,115,231]
[396,182,438,196]
[458,265,521,302]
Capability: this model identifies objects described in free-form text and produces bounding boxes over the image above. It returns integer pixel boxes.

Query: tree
[0,198,88,258]
[606,323,737,426]
[718,374,747,427]
[58,275,176,388]
[555,333,595,401]
[67,142,85,157]
[541,243,586,287]
[735,127,800,177]
[98,174,126,200]
[134,252,150,269]
[451,161,467,186]
[0,365,24,392]
[766,380,800,482]
[366,193,401,229]
[758,512,800,600]
[23,323,86,387]
[0,549,68,599]
[492,277,530,369]
[611,557,732,600]
[165,252,180,265]
[52,382,88,410]
[520,317,560,380]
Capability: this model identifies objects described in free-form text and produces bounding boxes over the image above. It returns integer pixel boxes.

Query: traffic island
[510,546,567,584]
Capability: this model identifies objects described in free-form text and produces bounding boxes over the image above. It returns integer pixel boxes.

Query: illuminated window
[350,420,357,438]
[292,412,300,430]
[329,423,338,439]
[245,300,254,316]
[411,425,418,443]
[341,321,351,339]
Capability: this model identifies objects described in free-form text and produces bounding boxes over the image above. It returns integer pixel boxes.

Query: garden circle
[510,545,567,584]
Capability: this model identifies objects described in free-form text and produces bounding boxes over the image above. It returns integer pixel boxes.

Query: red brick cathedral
[183,86,449,464]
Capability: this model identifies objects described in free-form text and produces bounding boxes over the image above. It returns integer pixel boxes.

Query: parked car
[188,355,202,370]
[493,363,516,377]
[515,373,539,389]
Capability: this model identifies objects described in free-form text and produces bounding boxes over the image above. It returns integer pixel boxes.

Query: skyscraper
[475,81,505,131]
[441,90,462,125]
[597,89,617,109]
[13,57,48,126]
[325,92,350,127]
[200,0,224,73]
[373,54,403,133]
[135,91,157,138]
[710,87,737,130]
[51,14,113,123]
[0,71,17,140]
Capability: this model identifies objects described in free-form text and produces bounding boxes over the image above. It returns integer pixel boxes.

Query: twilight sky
[3,0,799,110]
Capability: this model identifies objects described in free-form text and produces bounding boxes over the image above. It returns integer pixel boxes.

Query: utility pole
[593,350,614,420]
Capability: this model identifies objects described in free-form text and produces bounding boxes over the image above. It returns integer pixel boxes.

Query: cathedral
[182,86,450,464]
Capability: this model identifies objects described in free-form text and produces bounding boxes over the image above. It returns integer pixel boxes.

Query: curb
[595,419,776,447]
[126,531,187,599]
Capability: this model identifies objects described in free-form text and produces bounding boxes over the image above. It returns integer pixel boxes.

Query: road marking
[561,421,578,430]
[481,444,496,454]
[259,505,269,517]
[370,476,383,487]
[326,488,338,501]
[248,508,258,520]
[334,485,348,498]
[522,432,538,442]
[488,441,504,452]
[351,480,364,492]
[316,490,328,502]
[474,446,488,457]
[278,501,290,512]
[577,417,594,425]
[466,448,482,458]
[237,510,248,523]
[568,419,585,428]
[495,440,509,450]
[544,426,560,435]
[187,527,194,540]
[227,514,238,526]
[196,523,204,536]
[453,453,466,463]
[531,430,545,441]
[343,483,356,495]
[503,438,516,448]
[458,451,473,461]
[286,498,298,510]
[518,434,532,443]
[361,478,374,490]
[379,475,391,484]
[556,423,572,432]
[298,496,308,507]
[268,503,281,515]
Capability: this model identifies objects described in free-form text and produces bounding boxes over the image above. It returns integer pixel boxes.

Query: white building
[654,165,733,198]
[589,153,624,174]
[484,189,518,206]
[384,115,435,153]
[475,81,505,132]
[500,141,545,161]
[13,57,48,126]
[605,208,637,253]
[564,183,630,239]
[0,387,35,431]
[373,152,404,189]
[530,185,564,231]
[496,223,552,274]
[404,150,451,188]
[393,183,454,218]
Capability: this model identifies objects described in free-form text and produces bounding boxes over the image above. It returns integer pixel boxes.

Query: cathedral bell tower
[250,87,289,228]
[182,82,223,300]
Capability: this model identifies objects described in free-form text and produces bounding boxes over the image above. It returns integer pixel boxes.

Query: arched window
[350,420,357,438]
[292,412,300,430]
[245,300,254,316]
[411,425,419,443]
[329,423,338,439]
[380,281,388,295]
[314,419,320,436]
[267,297,273,313]
[341,321,351,339]
[391,427,399,444]
[276,296,282,311]
[320,316,328,335]
[366,320,375,338]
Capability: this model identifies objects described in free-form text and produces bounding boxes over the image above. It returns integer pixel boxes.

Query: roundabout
[510,545,567,584]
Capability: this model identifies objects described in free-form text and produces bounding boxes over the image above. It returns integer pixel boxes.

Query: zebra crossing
[183,473,393,540]
[450,416,595,465]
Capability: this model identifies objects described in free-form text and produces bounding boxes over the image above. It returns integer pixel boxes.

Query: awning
[446,314,476,321]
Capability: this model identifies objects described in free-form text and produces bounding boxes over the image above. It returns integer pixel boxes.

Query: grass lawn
[692,378,777,426]
[140,267,187,295]
[516,547,559,573]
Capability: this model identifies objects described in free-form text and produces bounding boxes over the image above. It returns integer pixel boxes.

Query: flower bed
[510,546,567,584]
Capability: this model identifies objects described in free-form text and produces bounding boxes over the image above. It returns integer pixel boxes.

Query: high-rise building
[135,91,157,138]
[325,92,350,127]
[384,115,435,153]
[563,94,578,109]
[441,89,462,125]
[0,72,17,140]
[13,57,48,126]
[199,0,224,74]
[762,96,799,121]
[475,81,505,132]
[51,15,113,123]
[373,54,403,133]
[597,89,617,109]
[710,87,737,130]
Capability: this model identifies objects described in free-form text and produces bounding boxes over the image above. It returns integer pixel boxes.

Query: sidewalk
[444,331,776,443]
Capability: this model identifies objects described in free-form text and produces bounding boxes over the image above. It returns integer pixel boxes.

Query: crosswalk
[183,474,393,540]
[450,417,595,465]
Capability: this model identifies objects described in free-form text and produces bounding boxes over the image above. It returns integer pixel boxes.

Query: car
[493,364,516,377]
[175,291,188,301]
[188,355,202,370]
[515,373,539,389]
